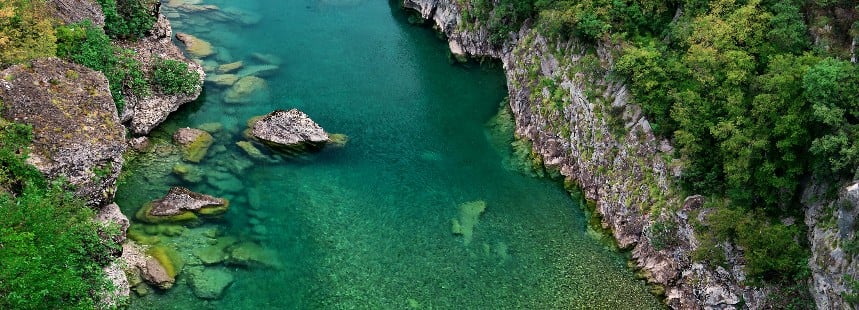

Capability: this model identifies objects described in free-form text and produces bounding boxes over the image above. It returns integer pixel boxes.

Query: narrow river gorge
[116,0,664,308]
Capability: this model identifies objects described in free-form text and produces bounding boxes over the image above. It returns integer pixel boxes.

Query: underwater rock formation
[188,267,235,300]
[0,58,126,206]
[451,200,487,246]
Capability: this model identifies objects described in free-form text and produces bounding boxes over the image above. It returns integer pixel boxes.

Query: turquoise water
[115,0,664,308]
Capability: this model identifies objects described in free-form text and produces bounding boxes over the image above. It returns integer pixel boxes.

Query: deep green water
[115,0,664,308]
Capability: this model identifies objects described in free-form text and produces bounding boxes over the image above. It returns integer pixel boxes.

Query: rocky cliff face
[805,181,859,309]
[47,0,106,26]
[403,0,768,308]
[0,58,126,207]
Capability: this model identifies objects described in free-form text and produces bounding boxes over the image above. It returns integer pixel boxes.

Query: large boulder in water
[136,187,229,223]
[248,109,332,154]
[0,58,126,206]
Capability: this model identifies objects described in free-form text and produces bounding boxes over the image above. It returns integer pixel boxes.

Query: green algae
[148,245,184,279]
[179,131,213,163]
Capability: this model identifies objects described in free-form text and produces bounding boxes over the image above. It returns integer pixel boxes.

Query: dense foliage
[0,123,117,310]
[151,58,200,95]
[96,0,157,40]
[0,0,56,65]
[56,21,148,112]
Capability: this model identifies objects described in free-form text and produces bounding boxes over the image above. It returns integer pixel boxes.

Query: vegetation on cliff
[0,123,118,309]
[0,0,198,112]
[459,0,857,299]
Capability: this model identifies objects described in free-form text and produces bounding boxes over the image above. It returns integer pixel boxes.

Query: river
[115,0,664,308]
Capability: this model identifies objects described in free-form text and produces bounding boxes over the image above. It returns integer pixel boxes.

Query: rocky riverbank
[401,0,778,308]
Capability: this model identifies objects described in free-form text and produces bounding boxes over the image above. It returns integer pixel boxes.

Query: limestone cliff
[0,58,126,207]
[403,0,769,308]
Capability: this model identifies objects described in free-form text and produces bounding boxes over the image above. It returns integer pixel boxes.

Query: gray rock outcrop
[249,109,330,152]
[96,203,131,243]
[120,14,205,135]
[805,181,859,309]
[0,58,126,206]
[48,0,106,26]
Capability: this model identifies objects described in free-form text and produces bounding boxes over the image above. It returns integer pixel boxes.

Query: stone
[100,261,129,307]
[176,32,215,58]
[192,237,237,265]
[238,64,279,77]
[95,203,130,243]
[207,74,239,87]
[223,76,269,104]
[188,267,235,300]
[249,109,331,154]
[197,122,224,134]
[217,61,243,73]
[228,242,281,268]
[236,140,267,160]
[0,58,125,206]
[136,187,229,223]
[250,52,282,65]
[129,136,152,152]
[449,40,467,62]
[173,127,213,163]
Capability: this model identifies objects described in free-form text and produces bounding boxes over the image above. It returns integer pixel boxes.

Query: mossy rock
[188,267,235,300]
[147,245,184,279]
[236,140,267,160]
[136,202,199,224]
[174,128,214,163]
[128,225,162,245]
[192,236,238,265]
[227,242,281,268]
[198,201,230,216]
[172,163,204,183]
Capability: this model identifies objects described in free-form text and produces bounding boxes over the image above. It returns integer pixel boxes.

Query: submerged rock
[227,242,281,268]
[188,267,235,300]
[176,32,215,58]
[223,76,269,104]
[173,127,213,163]
[249,109,333,155]
[136,187,229,223]
[451,200,486,246]
[207,74,239,87]
[238,64,279,77]
[217,61,243,73]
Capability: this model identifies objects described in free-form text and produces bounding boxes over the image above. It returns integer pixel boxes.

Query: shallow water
[115,0,664,308]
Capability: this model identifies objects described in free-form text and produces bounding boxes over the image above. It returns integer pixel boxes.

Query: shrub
[151,58,199,95]
[693,202,808,284]
[0,123,118,310]
[0,0,57,66]
[96,0,158,40]
[55,21,148,111]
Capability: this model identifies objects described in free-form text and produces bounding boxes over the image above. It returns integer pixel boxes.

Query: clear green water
[115,0,664,308]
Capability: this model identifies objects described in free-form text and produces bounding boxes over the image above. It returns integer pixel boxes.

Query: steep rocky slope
[402,0,770,308]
